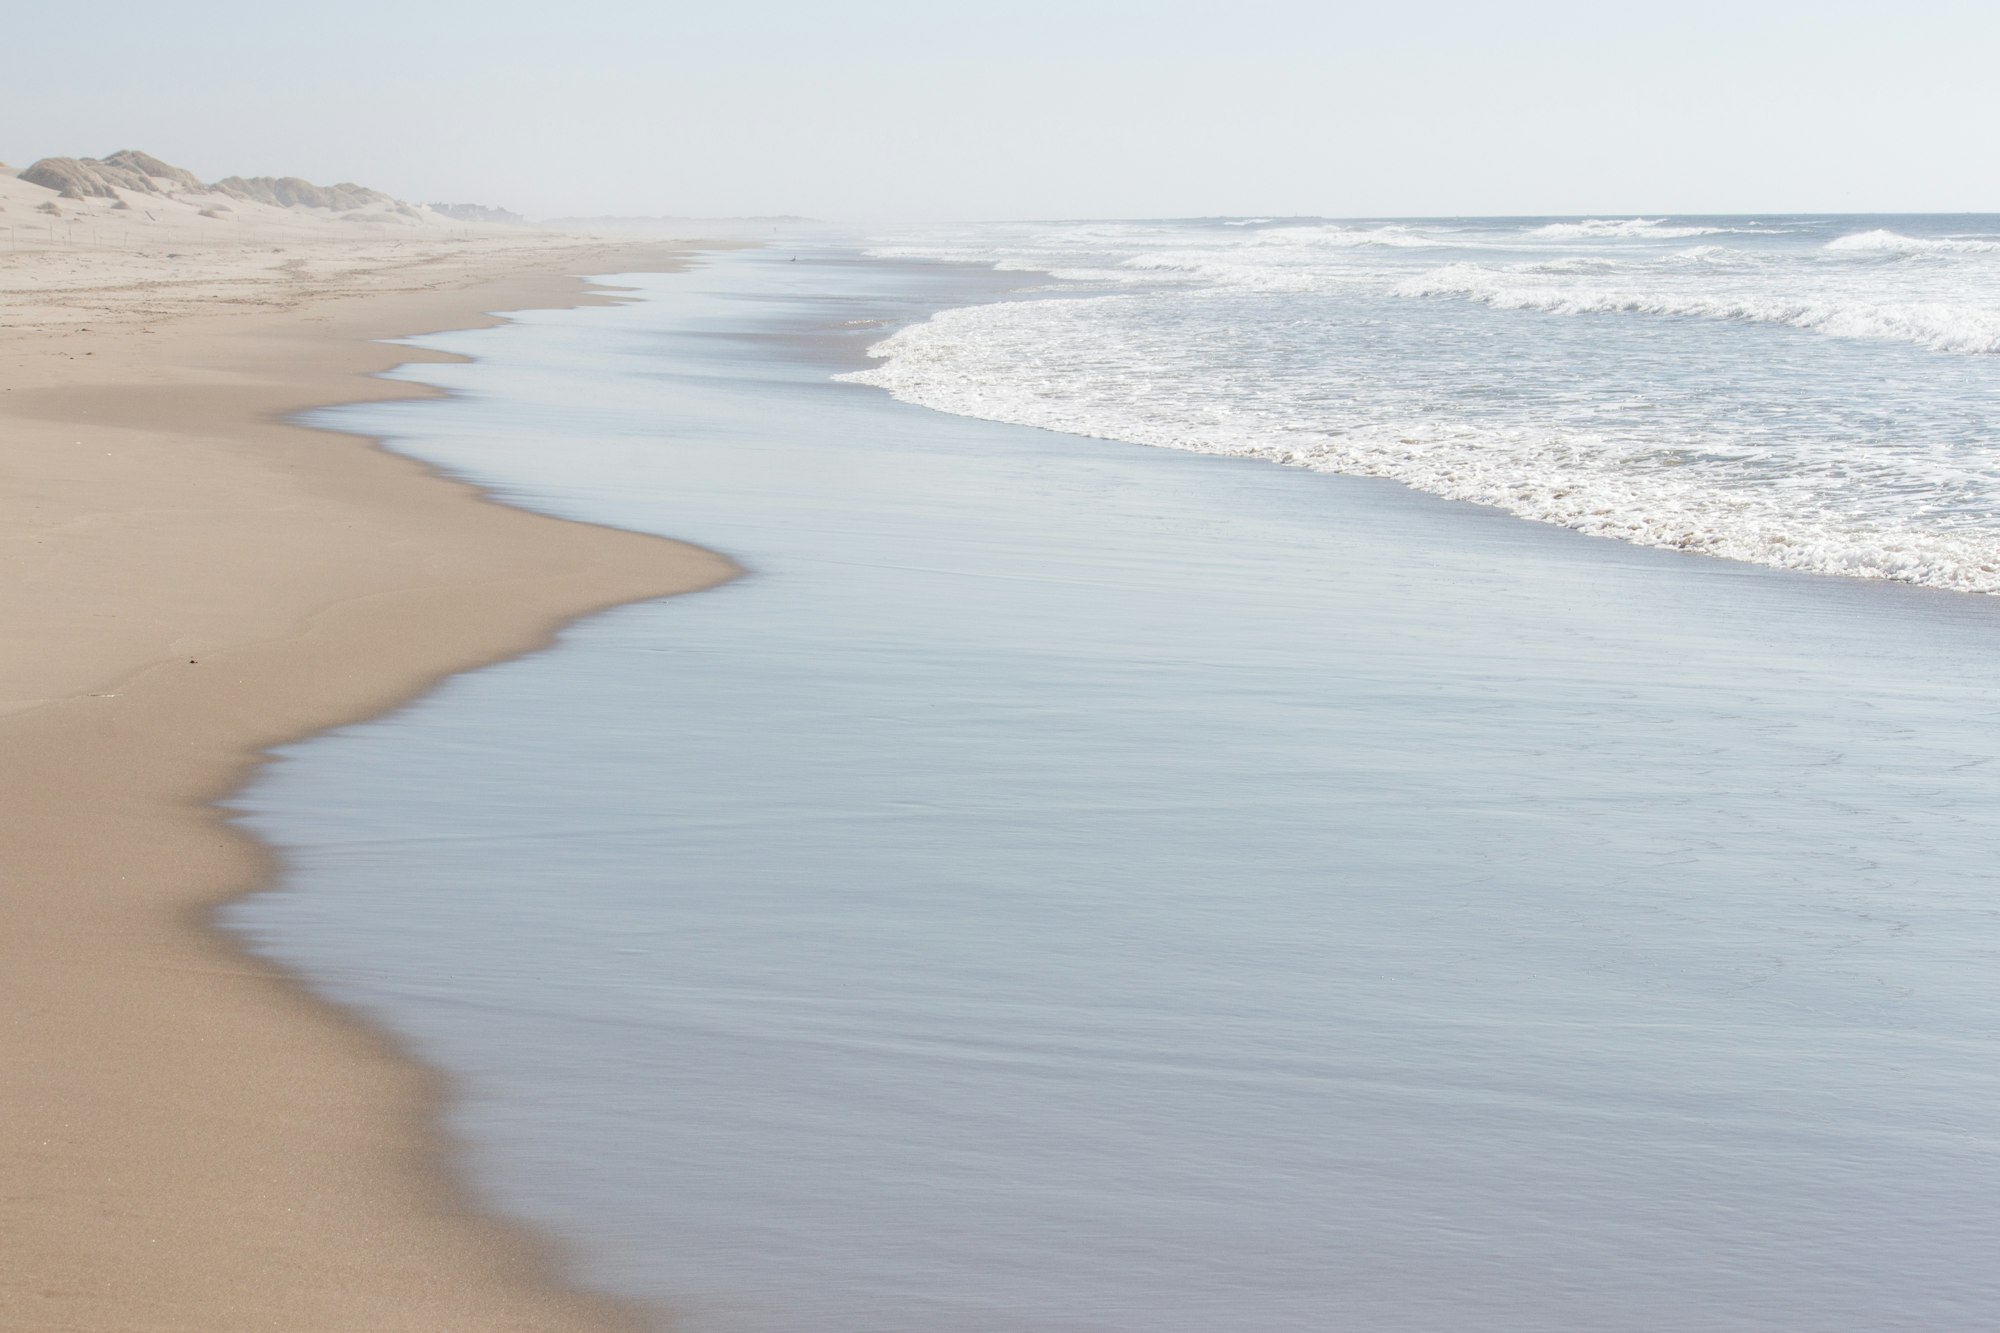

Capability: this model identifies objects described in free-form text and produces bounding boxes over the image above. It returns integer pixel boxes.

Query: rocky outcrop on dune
[101,150,206,192]
[18,157,107,197]
[211,175,410,214]
[425,202,524,224]
[19,150,208,198]
[21,155,167,199]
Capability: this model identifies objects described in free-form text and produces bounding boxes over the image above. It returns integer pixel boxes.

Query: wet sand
[1,237,737,1330]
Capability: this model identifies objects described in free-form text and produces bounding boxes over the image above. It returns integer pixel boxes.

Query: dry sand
[1,218,739,1329]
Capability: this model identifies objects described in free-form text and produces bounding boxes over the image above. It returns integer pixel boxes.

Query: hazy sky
[6,1,1997,220]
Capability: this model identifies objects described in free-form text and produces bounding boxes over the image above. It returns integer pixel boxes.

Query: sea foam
[851,215,2000,594]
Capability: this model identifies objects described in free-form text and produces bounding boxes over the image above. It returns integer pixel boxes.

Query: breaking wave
[851,215,2000,595]
[1527,218,1730,240]
[1400,264,2000,354]
[1826,229,2000,255]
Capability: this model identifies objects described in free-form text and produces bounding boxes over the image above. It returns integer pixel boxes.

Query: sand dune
[0,152,546,341]
[3,148,509,240]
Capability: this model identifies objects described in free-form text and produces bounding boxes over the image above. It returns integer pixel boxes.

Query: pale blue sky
[6,1,1995,220]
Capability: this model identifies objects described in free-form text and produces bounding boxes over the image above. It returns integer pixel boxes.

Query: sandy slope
[0,206,739,1329]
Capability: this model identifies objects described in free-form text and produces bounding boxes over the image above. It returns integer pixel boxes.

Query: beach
[1,230,735,1330]
[8,6,1994,1325]
[11,209,2000,1332]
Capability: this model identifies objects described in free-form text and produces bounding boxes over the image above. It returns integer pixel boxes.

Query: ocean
[855,215,2000,592]
[226,237,2000,1331]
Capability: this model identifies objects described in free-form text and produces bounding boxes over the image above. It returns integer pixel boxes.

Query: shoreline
[226,251,2000,1330]
[2,239,738,1330]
